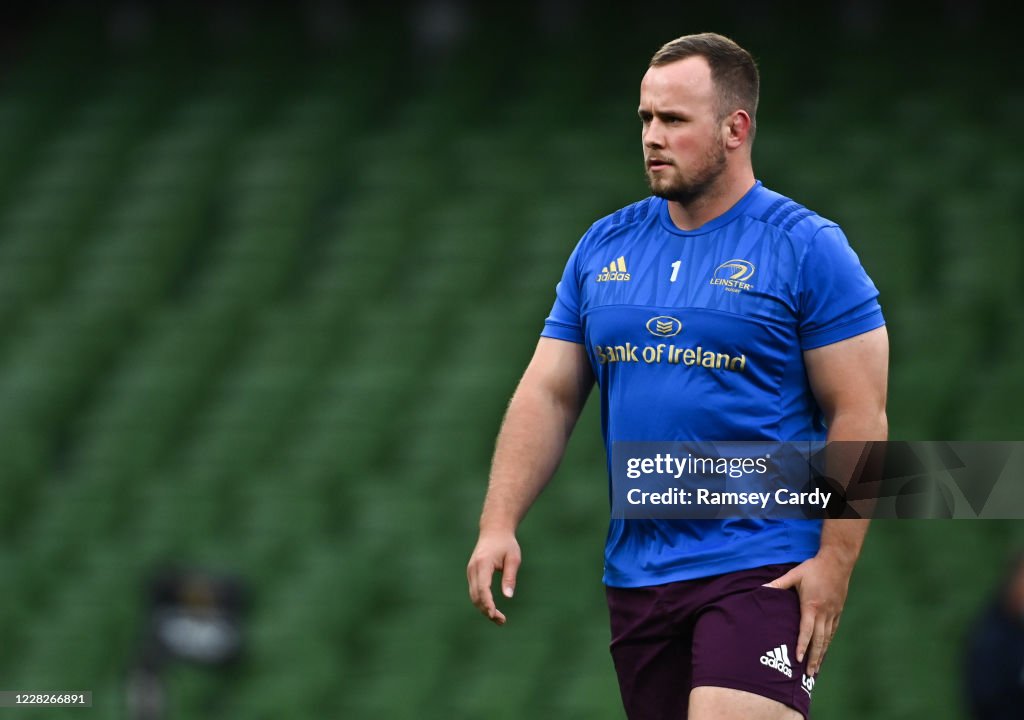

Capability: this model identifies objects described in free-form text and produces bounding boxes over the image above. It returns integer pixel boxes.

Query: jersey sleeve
[797,224,885,350]
[541,239,585,344]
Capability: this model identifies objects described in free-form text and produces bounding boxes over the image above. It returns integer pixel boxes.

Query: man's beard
[645,139,727,205]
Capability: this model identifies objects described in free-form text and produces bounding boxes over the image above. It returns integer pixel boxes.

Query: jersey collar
[657,180,764,236]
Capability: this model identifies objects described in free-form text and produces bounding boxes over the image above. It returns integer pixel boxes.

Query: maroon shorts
[606,563,817,719]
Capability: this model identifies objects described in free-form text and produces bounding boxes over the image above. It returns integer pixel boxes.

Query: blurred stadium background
[0,1,1021,718]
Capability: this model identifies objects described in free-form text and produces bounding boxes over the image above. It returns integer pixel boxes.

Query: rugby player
[467,32,888,719]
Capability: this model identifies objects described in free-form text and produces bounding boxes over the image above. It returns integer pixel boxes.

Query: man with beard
[467,33,888,720]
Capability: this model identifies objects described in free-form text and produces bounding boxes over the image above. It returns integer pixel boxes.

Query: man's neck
[666,168,756,231]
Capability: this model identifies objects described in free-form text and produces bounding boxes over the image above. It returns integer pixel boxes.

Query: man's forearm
[478,383,582,534]
[817,408,887,569]
[817,518,870,572]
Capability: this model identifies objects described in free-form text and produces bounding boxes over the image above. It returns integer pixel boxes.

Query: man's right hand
[466,338,592,627]
[467,532,521,625]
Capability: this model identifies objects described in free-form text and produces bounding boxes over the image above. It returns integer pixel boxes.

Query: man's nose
[643,120,664,148]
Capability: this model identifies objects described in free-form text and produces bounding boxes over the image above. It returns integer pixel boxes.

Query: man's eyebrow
[637,108,688,119]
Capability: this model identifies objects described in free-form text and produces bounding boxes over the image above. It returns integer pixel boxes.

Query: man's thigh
[690,580,814,719]
[689,686,802,720]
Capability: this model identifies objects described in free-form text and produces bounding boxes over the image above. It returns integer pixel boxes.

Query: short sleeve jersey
[542,181,884,588]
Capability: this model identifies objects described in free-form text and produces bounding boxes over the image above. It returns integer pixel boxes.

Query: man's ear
[724,110,752,149]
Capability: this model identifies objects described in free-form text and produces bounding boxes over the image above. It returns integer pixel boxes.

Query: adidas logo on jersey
[760,644,793,678]
[596,256,630,282]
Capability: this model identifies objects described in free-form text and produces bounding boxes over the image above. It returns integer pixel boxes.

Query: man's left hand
[763,555,851,676]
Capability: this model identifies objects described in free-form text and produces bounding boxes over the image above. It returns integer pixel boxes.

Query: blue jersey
[541,181,884,588]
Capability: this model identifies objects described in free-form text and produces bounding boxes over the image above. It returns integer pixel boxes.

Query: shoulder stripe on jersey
[610,198,652,227]
[765,200,800,226]
[763,202,812,230]
[782,208,814,231]
[638,201,650,221]
[773,204,803,227]
[759,198,789,223]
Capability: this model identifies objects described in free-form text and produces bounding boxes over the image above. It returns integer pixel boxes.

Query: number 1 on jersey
[669,260,681,283]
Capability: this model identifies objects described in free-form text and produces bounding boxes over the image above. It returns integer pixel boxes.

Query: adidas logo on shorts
[760,644,793,678]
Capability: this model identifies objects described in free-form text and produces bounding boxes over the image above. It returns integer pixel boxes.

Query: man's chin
[649,182,706,205]
[648,182,682,201]
[646,176,677,198]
